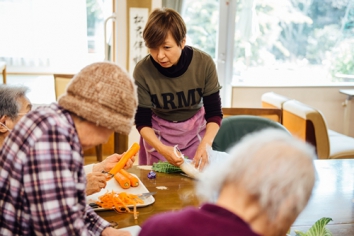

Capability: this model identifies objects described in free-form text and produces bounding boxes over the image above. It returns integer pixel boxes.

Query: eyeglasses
[0,112,28,132]
[0,122,11,132]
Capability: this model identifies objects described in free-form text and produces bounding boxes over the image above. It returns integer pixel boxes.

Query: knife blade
[137,192,156,199]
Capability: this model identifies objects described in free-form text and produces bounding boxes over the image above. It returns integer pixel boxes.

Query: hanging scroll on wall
[129,7,149,74]
[126,0,151,74]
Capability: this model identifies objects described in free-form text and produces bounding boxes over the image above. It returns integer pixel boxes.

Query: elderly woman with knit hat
[0,84,134,197]
[0,62,137,236]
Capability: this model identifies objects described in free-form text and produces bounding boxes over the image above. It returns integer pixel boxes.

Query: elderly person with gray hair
[0,85,32,146]
[0,62,137,236]
[139,129,316,236]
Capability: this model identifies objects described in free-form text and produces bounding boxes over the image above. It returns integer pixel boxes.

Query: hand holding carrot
[92,153,135,173]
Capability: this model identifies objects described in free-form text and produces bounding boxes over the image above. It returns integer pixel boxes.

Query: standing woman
[134,8,223,169]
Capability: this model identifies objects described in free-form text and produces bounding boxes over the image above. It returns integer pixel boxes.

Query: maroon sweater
[138,203,261,236]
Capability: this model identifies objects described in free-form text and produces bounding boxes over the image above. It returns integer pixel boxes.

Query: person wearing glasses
[0,62,137,235]
[134,8,223,170]
[0,85,32,145]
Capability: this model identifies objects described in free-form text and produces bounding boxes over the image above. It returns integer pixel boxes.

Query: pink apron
[139,108,206,165]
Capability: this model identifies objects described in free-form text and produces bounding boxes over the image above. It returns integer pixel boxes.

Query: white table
[339,89,354,135]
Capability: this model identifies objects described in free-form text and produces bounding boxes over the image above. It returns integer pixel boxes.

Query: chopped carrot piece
[95,190,144,219]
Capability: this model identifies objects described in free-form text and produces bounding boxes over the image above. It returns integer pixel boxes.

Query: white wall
[128,126,140,148]
[230,85,354,137]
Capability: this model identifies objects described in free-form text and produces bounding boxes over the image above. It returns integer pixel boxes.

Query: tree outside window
[182,0,353,84]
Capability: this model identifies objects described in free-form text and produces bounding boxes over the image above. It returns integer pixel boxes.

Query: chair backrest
[282,100,330,159]
[261,92,290,109]
[261,92,291,124]
[222,107,282,123]
[212,115,290,152]
[53,74,74,101]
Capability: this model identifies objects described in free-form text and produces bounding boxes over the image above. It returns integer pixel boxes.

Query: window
[0,0,112,73]
[182,0,219,59]
[86,0,113,55]
[182,0,354,85]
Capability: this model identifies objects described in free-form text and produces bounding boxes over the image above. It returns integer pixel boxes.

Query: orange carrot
[114,172,130,189]
[108,143,140,176]
[95,190,144,215]
[119,169,139,187]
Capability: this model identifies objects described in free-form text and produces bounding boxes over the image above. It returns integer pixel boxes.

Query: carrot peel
[95,190,144,219]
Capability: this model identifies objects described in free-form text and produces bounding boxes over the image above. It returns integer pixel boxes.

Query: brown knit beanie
[58,62,137,135]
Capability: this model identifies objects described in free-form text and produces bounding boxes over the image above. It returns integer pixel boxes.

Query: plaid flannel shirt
[0,103,110,235]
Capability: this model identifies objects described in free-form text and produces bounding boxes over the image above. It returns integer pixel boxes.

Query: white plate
[86,173,155,211]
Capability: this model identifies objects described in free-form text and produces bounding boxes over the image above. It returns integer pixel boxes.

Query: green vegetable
[292,217,333,236]
[152,161,183,173]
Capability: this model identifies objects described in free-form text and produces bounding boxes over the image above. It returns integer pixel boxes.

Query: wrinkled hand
[93,153,135,173]
[86,172,106,196]
[192,143,209,171]
[159,145,184,166]
[101,227,131,236]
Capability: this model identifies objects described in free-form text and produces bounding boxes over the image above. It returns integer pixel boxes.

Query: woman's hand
[93,153,136,173]
[86,172,106,196]
[192,122,219,170]
[158,145,184,166]
[192,142,209,171]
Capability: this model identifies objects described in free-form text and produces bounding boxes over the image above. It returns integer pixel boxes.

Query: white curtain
[236,0,260,42]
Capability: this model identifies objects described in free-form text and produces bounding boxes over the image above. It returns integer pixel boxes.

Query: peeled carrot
[114,172,130,189]
[119,169,139,187]
[108,143,140,176]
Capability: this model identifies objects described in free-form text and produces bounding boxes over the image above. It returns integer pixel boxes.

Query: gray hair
[0,85,29,120]
[197,128,316,224]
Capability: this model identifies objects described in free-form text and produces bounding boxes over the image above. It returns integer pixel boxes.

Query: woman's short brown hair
[143,8,187,49]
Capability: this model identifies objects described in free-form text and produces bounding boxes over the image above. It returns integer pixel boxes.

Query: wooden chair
[53,74,74,100]
[261,92,290,109]
[222,107,282,123]
[282,99,354,159]
[53,74,103,161]
[0,61,6,84]
[261,92,291,123]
